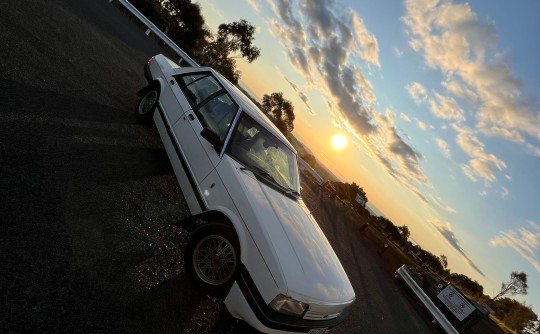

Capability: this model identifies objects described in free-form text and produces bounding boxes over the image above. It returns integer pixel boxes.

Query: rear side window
[177,73,221,108]
[176,72,239,142]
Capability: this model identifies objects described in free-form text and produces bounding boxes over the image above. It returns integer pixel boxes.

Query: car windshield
[227,114,300,194]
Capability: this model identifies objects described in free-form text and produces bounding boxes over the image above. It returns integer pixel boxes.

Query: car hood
[235,167,355,304]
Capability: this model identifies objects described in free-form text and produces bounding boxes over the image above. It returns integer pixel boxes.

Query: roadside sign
[433,280,447,294]
[437,285,475,321]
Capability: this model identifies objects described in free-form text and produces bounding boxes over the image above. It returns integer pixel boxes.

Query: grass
[489,315,516,334]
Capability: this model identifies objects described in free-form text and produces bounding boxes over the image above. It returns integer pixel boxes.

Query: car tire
[185,222,239,295]
[135,87,158,124]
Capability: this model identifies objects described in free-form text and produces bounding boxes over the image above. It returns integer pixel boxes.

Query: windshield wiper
[241,165,300,199]
[285,187,300,197]
[241,165,277,184]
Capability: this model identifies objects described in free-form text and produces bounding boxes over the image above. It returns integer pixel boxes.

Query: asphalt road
[0,0,441,333]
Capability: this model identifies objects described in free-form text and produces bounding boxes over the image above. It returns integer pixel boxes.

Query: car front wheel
[135,87,158,124]
[185,222,239,295]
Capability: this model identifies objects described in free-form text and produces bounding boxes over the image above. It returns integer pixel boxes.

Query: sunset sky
[197,0,540,313]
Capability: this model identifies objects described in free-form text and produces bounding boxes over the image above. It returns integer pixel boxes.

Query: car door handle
[188,113,195,121]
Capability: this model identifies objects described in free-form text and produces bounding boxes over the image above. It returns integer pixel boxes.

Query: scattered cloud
[406,82,466,121]
[479,190,487,196]
[403,0,540,150]
[350,11,381,67]
[500,187,509,200]
[525,143,540,157]
[247,0,260,12]
[416,119,427,131]
[282,75,316,115]
[394,47,404,57]
[400,112,412,123]
[405,82,428,105]
[453,124,506,183]
[430,219,485,276]
[429,194,456,213]
[477,122,524,143]
[441,80,478,104]
[428,92,465,121]
[490,222,540,272]
[435,138,451,158]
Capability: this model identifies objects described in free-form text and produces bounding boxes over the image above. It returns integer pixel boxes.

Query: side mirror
[200,128,223,152]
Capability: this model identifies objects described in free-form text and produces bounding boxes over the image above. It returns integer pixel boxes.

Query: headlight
[270,294,309,317]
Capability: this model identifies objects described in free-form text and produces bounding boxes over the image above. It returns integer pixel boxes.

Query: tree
[162,0,210,56]
[198,19,261,83]
[410,246,445,274]
[261,92,295,135]
[490,298,537,332]
[327,181,368,207]
[491,271,528,301]
[439,254,448,270]
[130,0,170,30]
[448,273,484,297]
[397,225,410,242]
[214,19,261,63]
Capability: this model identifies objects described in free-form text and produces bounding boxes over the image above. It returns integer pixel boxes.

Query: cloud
[400,112,412,122]
[416,119,427,131]
[406,82,465,122]
[430,219,485,276]
[350,12,380,67]
[247,0,260,12]
[394,47,404,57]
[490,222,540,272]
[525,143,540,157]
[435,138,451,158]
[406,82,428,105]
[428,92,465,121]
[378,126,427,185]
[429,194,456,213]
[282,75,316,115]
[403,0,540,151]
[453,124,506,183]
[442,80,478,104]
[500,187,509,200]
[477,122,524,143]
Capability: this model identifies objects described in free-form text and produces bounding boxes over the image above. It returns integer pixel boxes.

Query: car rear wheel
[135,87,158,124]
[185,222,239,295]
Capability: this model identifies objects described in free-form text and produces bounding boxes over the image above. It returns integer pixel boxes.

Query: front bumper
[225,264,349,333]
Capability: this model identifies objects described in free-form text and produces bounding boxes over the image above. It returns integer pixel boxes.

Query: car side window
[197,93,237,141]
[176,73,221,108]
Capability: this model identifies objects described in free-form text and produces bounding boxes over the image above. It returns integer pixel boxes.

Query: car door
[172,72,239,186]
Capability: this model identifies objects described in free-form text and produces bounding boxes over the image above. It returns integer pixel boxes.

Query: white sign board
[355,194,365,206]
[437,285,475,321]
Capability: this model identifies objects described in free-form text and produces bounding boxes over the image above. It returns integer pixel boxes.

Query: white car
[136,54,355,333]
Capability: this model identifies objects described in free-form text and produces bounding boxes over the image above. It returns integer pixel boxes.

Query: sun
[331,134,348,151]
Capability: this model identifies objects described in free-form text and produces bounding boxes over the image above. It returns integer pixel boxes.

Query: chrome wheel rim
[193,235,236,285]
[138,91,157,115]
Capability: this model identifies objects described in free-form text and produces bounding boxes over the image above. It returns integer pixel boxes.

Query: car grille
[303,310,341,320]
